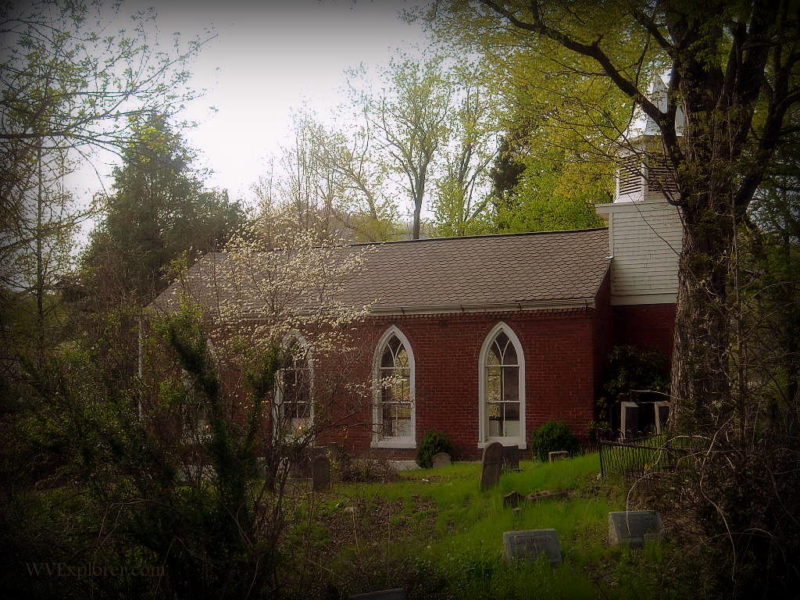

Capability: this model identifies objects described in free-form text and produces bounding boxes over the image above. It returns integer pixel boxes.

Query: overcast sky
[69,0,435,205]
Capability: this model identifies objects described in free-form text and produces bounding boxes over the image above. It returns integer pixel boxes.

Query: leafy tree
[428,2,800,596]
[0,0,203,152]
[747,130,800,413]
[1,0,205,360]
[80,113,243,379]
[452,0,800,430]
[352,56,452,239]
[487,46,621,233]
[315,118,404,242]
[424,4,627,233]
[488,135,526,223]
[2,219,374,598]
[252,112,401,244]
[83,113,243,304]
[433,62,500,236]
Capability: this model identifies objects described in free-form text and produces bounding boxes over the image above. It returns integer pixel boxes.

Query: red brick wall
[592,274,613,410]
[315,308,601,460]
[611,304,676,361]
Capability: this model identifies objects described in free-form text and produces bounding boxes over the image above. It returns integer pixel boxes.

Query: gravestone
[349,588,406,600]
[502,529,562,565]
[503,490,524,508]
[608,511,663,547]
[502,445,520,471]
[548,450,570,462]
[431,452,452,468]
[311,455,331,492]
[527,490,569,503]
[480,441,504,491]
[288,456,310,479]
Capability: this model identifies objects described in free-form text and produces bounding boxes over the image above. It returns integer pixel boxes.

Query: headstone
[503,490,524,508]
[502,445,520,471]
[289,454,311,479]
[608,511,663,547]
[503,529,562,565]
[431,452,452,468]
[526,490,569,503]
[480,441,503,490]
[312,455,331,492]
[548,450,570,462]
[349,588,406,600]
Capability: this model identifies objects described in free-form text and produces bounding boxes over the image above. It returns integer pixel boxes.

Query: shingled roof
[152,228,610,317]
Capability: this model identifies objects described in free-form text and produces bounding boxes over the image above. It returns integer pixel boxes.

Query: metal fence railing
[599,436,687,480]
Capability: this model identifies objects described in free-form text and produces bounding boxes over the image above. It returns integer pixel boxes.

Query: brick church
[152,93,682,460]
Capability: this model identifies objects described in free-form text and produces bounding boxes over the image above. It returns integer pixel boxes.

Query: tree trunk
[35,143,45,361]
[671,198,734,432]
[412,196,422,240]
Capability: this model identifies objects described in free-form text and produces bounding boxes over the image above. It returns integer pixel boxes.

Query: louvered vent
[647,154,678,194]
[618,155,642,196]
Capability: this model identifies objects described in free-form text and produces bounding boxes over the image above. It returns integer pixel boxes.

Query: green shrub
[417,430,454,468]
[530,421,580,462]
[338,458,399,483]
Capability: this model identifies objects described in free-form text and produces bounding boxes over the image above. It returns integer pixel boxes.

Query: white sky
[69,0,435,205]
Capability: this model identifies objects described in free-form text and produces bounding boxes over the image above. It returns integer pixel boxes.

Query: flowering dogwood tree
[135,213,375,596]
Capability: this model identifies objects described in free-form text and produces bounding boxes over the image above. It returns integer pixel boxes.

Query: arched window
[373,327,415,448]
[181,341,218,442]
[275,334,312,436]
[479,323,526,447]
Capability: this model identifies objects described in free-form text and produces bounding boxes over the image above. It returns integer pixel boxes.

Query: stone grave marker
[608,511,663,547]
[502,445,520,471]
[289,455,310,479]
[431,452,452,468]
[311,455,331,492]
[349,588,406,600]
[527,490,569,503]
[548,450,570,462]
[480,441,504,491]
[503,490,524,508]
[503,529,562,565]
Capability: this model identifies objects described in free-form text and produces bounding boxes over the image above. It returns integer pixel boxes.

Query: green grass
[298,454,689,600]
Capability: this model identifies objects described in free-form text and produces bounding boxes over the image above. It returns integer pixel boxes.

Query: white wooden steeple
[596,74,684,306]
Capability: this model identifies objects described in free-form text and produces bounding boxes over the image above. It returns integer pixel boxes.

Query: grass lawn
[284,454,689,600]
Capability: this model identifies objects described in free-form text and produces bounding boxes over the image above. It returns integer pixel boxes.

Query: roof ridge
[346,227,608,248]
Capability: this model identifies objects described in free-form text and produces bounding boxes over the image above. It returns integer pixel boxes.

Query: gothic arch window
[479,323,526,447]
[180,341,218,442]
[275,333,313,436]
[372,327,416,448]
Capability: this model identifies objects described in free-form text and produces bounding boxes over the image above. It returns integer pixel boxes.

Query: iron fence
[599,436,687,480]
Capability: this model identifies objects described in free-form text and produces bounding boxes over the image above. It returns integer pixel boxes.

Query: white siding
[597,202,682,305]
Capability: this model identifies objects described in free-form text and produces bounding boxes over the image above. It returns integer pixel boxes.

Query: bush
[417,430,454,468]
[602,345,669,405]
[529,421,580,462]
[338,458,399,483]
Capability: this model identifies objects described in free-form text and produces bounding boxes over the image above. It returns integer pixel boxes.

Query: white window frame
[478,322,526,449]
[372,326,416,449]
[653,401,670,435]
[274,332,314,438]
[619,400,638,440]
[619,401,671,440]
